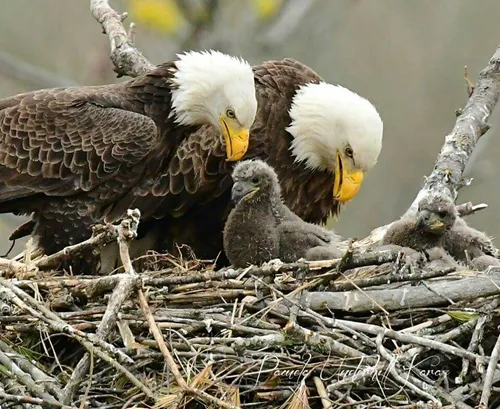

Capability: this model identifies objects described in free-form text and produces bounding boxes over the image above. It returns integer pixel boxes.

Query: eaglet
[381,194,500,270]
[223,159,342,268]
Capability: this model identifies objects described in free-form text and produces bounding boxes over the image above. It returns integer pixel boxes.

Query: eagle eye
[251,176,260,184]
[226,108,236,119]
[345,146,354,158]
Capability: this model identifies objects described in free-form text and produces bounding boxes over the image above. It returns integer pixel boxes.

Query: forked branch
[90,0,154,77]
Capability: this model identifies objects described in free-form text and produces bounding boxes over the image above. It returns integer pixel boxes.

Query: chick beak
[231,182,259,204]
[333,150,365,203]
[426,213,445,232]
[417,210,445,233]
[220,117,250,162]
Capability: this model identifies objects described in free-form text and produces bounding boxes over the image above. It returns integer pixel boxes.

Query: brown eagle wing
[0,88,159,211]
[130,123,230,220]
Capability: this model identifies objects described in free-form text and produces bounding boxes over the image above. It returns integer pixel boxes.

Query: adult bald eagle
[1,57,382,271]
[0,50,257,255]
[126,58,383,266]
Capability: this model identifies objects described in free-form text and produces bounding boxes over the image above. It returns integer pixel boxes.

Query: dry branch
[0,392,76,409]
[35,224,118,270]
[409,45,500,209]
[0,348,58,404]
[356,44,500,248]
[0,339,62,401]
[301,270,500,313]
[90,0,155,77]
[479,334,500,408]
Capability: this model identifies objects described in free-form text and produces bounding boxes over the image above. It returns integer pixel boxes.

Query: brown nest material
[0,211,499,409]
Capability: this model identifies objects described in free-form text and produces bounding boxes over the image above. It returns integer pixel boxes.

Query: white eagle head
[170,50,258,161]
[286,82,383,204]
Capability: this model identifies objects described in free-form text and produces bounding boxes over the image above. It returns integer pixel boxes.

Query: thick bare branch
[90,0,155,77]
[356,45,500,248]
[301,270,500,313]
[408,45,500,212]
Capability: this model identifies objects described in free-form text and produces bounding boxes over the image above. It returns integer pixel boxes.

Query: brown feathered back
[0,62,195,253]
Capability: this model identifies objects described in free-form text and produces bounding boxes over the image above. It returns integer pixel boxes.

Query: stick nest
[1,217,499,409]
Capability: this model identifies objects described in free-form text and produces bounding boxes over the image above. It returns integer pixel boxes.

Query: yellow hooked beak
[220,117,250,162]
[427,213,445,231]
[333,150,365,203]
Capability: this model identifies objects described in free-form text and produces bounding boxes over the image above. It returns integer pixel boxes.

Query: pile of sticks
[0,212,500,409]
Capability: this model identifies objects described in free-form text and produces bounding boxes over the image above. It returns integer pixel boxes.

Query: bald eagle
[0,50,257,255]
[126,58,383,266]
[1,58,382,271]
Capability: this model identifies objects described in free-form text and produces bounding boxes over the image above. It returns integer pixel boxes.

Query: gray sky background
[1,0,499,256]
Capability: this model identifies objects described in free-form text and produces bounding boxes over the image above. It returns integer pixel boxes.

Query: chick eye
[345,146,354,158]
[226,108,236,119]
[251,176,260,184]
[437,211,447,218]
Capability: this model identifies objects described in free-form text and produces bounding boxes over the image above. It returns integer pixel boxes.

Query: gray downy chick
[223,159,342,268]
[223,160,281,268]
[383,194,499,270]
[382,195,457,252]
[276,220,343,262]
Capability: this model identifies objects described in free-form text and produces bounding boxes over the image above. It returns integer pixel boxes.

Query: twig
[117,210,240,409]
[335,319,489,365]
[61,258,139,402]
[0,349,58,404]
[147,249,398,287]
[458,314,488,383]
[0,392,76,409]
[35,224,118,269]
[117,209,188,390]
[0,339,62,400]
[313,376,332,409]
[0,257,33,275]
[478,334,500,408]
[90,0,155,77]
[11,249,398,294]
[407,46,500,214]
[456,201,488,217]
[0,277,154,399]
[375,333,439,404]
[0,278,131,363]
[464,65,476,97]
[284,321,369,359]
